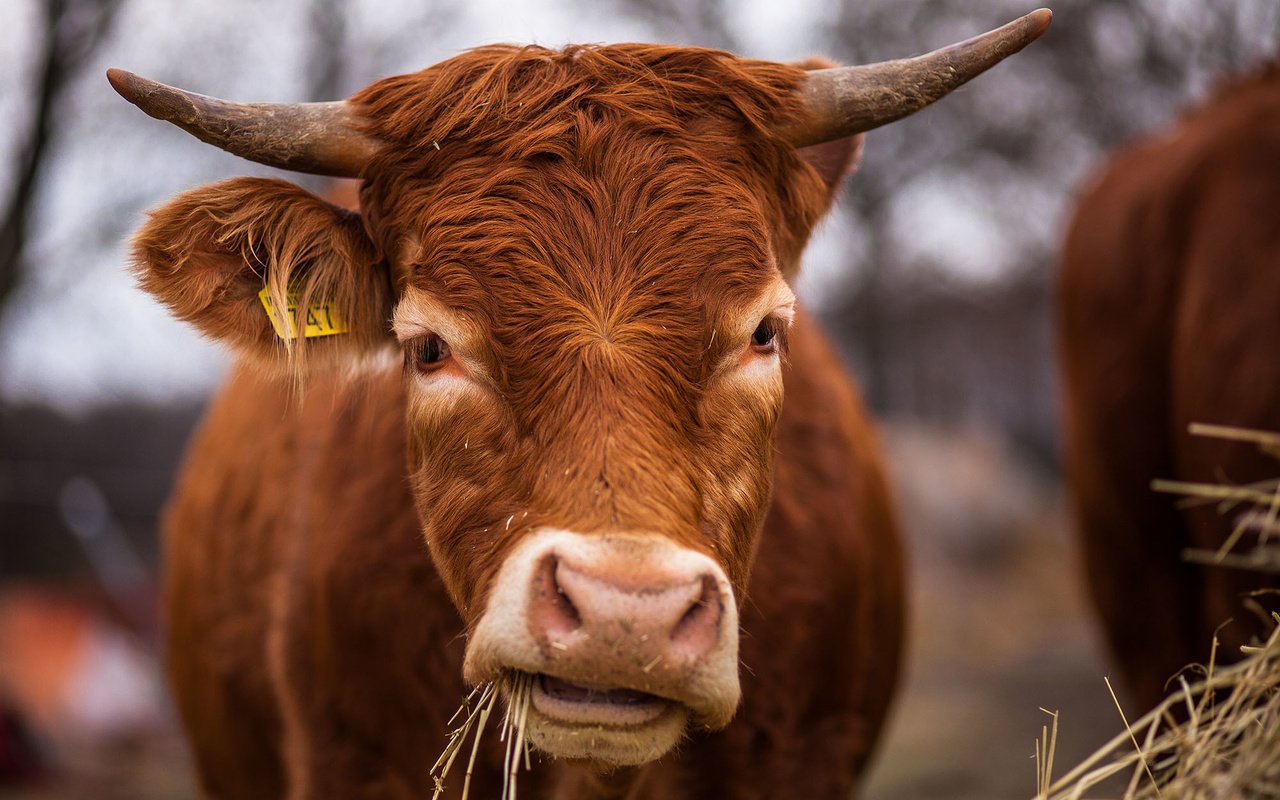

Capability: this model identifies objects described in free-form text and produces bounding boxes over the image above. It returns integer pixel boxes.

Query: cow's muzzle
[463,529,740,765]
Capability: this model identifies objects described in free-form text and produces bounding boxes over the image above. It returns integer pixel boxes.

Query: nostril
[553,572,582,629]
[670,575,722,650]
[530,554,581,638]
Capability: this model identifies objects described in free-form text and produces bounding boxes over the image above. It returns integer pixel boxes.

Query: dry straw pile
[1035,424,1280,799]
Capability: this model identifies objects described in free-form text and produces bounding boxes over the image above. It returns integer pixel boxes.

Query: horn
[106,69,380,177]
[784,8,1052,147]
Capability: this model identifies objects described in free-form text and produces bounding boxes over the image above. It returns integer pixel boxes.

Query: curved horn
[106,69,379,177]
[784,8,1052,147]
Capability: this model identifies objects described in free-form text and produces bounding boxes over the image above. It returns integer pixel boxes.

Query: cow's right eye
[410,334,452,373]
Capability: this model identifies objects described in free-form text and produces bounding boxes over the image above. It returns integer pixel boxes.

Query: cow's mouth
[528,672,674,727]
[514,669,689,765]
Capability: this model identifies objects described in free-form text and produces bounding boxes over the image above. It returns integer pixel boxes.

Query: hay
[1156,424,1280,573]
[1036,423,1280,799]
[431,672,534,800]
[1036,619,1280,799]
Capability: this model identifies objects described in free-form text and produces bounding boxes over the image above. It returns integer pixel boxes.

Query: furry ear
[132,177,392,372]
[791,57,864,199]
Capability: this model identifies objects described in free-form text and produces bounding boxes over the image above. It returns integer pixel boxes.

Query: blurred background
[0,0,1276,797]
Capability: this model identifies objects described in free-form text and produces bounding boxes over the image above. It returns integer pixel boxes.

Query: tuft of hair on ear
[131,177,394,385]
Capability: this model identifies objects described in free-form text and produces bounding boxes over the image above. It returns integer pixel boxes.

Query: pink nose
[528,554,725,668]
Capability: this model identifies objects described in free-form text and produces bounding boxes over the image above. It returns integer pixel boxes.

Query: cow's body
[107,16,1049,798]
[1060,62,1280,713]
[166,310,903,799]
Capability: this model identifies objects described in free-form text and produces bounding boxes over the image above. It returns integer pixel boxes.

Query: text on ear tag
[258,287,349,340]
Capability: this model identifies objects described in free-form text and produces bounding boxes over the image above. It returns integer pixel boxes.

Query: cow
[111,11,1050,799]
[1060,61,1280,715]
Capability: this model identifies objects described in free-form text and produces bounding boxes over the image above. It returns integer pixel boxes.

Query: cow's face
[354,47,852,763]
[119,15,1048,769]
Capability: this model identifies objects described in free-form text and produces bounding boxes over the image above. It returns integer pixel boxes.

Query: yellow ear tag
[257,288,349,340]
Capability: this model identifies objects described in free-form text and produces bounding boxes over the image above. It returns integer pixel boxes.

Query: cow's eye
[750,319,778,353]
[411,334,452,372]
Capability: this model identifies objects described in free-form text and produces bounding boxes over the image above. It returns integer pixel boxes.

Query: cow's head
[117,11,1048,767]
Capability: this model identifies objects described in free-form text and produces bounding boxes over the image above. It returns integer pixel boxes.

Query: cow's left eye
[750,319,778,353]
[410,334,452,373]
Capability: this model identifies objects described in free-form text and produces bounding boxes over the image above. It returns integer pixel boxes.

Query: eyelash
[408,333,452,373]
[750,318,782,354]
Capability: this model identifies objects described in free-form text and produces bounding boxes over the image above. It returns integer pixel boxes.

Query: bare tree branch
[0,0,126,311]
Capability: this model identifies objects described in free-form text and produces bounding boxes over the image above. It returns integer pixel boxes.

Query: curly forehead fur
[352,44,832,404]
[358,44,802,145]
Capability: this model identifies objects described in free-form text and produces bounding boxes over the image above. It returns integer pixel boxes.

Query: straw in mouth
[430,672,534,800]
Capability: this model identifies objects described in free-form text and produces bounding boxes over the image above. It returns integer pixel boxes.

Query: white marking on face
[712,274,796,385]
[393,287,495,393]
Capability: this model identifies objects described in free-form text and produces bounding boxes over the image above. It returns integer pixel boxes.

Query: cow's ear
[132,177,392,372]
[792,57,864,200]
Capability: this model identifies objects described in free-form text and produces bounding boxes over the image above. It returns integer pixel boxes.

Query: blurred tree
[816,1,1277,455]
[306,0,347,102]
[0,0,125,311]
[612,0,734,49]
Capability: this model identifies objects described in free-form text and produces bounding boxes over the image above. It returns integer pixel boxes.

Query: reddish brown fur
[1060,62,1280,713]
[138,44,902,798]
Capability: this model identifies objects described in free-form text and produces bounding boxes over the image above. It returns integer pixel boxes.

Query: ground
[865,423,1124,799]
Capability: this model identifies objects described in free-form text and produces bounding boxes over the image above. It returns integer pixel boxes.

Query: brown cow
[1060,61,1280,714]
[113,12,1049,799]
